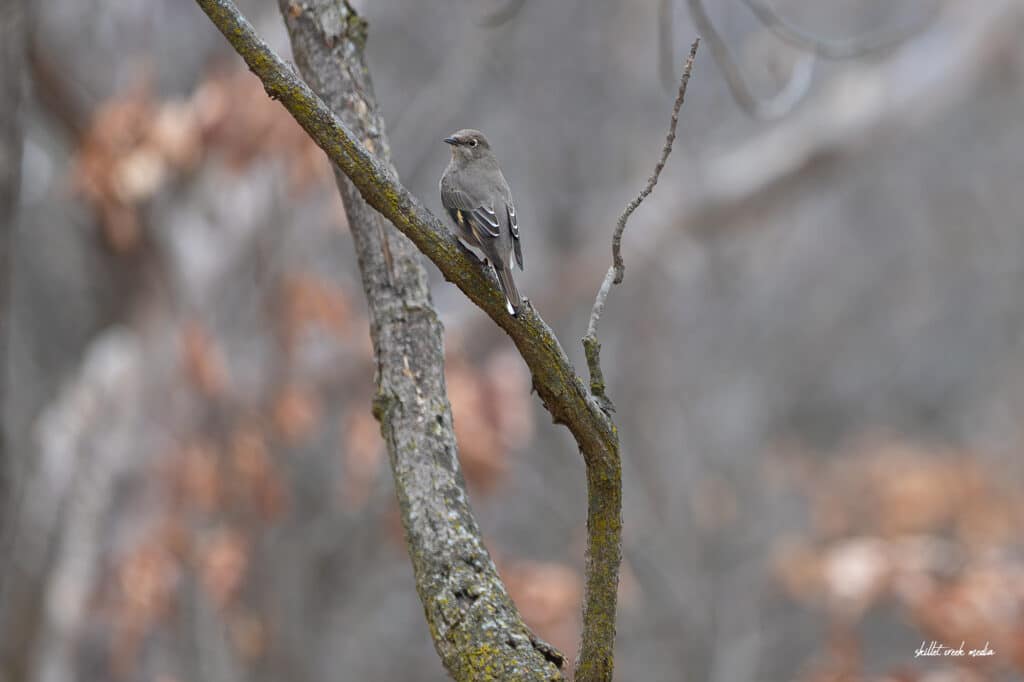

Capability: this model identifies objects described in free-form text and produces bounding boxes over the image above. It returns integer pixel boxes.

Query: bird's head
[444,129,492,163]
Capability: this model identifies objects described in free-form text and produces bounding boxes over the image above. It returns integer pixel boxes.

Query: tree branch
[584,40,699,411]
[684,0,937,118]
[271,0,562,679]
[612,39,699,287]
[193,0,632,679]
[739,0,941,60]
[687,0,813,119]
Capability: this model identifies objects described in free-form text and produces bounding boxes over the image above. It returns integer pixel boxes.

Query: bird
[439,129,523,316]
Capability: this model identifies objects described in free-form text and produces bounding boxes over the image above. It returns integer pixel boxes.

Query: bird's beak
[443,137,458,145]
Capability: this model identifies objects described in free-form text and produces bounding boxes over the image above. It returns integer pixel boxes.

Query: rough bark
[275,1,563,679]
[194,1,623,678]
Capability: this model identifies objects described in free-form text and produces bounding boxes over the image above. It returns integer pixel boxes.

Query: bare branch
[611,38,699,287]
[193,0,625,679]
[663,0,994,243]
[685,0,938,118]
[272,0,565,678]
[687,0,814,119]
[740,0,942,60]
[583,40,699,412]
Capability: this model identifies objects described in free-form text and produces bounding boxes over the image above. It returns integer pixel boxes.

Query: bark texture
[276,1,563,679]
[194,1,623,678]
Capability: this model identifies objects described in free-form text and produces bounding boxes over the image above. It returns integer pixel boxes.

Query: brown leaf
[485,349,534,451]
[501,560,582,659]
[196,68,330,190]
[111,148,166,203]
[116,539,178,627]
[174,439,222,513]
[198,528,248,609]
[98,198,141,254]
[279,272,353,355]
[111,532,180,675]
[773,537,825,604]
[181,321,229,397]
[272,384,322,445]
[447,361,506,491]
[149,99,203,170]
[820,537,891,619]
[229,422,288,519]
[229,611,269,661]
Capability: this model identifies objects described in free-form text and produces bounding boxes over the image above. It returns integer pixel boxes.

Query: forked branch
[192,1,667,680]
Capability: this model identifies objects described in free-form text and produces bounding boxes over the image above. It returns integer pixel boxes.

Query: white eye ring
[469,139,478,147]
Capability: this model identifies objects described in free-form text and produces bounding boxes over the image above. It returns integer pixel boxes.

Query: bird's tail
[495,261,521,316]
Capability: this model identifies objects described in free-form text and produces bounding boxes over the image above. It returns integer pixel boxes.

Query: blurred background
[2,0,1023,680]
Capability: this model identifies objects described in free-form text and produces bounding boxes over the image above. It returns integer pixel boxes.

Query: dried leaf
[181,321,229,397]
[280,273,353,354]
[448,361,506,491]
[229,611,268,661]
[175,439,222,513]
[198,528,248,609]
[501,560,582,658]
[485,349,534,450]
[272,384,322,445]
[821,537,891,618]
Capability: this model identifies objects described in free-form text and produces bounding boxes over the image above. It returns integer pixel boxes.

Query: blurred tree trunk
[0,0,25,539]
[0,4,28,681]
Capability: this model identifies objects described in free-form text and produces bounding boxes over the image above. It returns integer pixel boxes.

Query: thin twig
[685,0,938,118]
[193,1,624,678]
[612,38,699,286]
[584,39,699,411]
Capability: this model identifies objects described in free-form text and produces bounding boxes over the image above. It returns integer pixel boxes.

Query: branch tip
[586,39,699,404]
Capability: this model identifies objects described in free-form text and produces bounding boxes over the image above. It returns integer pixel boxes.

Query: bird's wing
[440,183,501,240]
[507,202,523,270]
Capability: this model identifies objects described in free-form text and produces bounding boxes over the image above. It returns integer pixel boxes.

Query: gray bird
[440,129,523,316]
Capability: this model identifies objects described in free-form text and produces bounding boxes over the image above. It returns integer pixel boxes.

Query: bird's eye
[469,139,478,148]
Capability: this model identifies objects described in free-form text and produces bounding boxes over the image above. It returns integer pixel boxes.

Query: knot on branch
[582,333,615,416]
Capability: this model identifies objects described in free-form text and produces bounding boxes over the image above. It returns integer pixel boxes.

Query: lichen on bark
[194,1,625,679]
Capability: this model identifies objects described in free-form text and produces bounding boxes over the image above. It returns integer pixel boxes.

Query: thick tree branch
[584,40,699,410]
[194,0,626,679]
[271,1,562,679]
